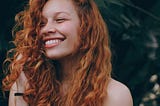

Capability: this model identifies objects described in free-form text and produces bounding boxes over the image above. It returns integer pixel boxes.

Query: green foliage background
[0,0,160,106]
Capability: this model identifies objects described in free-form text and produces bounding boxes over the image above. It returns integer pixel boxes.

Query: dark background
[0,0,160,106]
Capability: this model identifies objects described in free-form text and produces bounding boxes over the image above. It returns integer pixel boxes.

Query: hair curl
[2,0,112,105]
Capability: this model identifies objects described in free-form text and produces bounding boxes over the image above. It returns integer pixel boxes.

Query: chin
[46,55,61,60]
[46,53,65,60]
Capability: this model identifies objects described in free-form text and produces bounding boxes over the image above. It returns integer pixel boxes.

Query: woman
[2,0,133,105]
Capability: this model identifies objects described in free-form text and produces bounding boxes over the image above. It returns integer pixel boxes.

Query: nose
[40,22,56,35]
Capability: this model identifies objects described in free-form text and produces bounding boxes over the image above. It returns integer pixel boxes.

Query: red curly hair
[2,0,112,105]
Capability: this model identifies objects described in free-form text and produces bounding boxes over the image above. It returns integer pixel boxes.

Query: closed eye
[55,18,66,23]
[40,16,47,28]
[40,22,46,28]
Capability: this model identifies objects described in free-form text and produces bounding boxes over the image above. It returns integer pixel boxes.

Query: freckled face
[40,0,80,60]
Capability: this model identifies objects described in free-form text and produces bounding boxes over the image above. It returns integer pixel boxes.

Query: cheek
[59,23,79,38]
[58,21,80,43]
[59,22,78,33]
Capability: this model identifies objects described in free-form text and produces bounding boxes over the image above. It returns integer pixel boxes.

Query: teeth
[45,39,61,45]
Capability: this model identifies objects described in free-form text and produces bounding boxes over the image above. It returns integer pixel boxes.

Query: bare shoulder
[103,78,133,106]
[9,71,29,106]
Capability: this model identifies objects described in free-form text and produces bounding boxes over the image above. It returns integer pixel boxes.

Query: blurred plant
[95,0,160,106]
[139,74,160,106]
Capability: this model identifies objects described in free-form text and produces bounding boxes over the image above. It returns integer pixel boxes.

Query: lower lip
[45,43,60,48]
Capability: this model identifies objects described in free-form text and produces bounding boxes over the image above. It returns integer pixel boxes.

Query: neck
[54,54,81,96]
[56,54,81,83]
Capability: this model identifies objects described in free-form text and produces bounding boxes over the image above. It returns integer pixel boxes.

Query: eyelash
[39,18,66,27]
[55,18,66,23]
[40,22,45,28]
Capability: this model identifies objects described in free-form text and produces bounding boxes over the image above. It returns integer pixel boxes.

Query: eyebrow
[41,11,72,20]
[54,11,71,16]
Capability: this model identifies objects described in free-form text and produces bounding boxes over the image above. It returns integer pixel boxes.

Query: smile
[44,39,62,48]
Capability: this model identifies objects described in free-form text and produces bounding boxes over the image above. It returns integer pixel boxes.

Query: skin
[40,0,80,61]
[9,75,133,106]
[9,0,133,106]
[103,79,133,106]
[40,0,82,87]
[9,72,28,106]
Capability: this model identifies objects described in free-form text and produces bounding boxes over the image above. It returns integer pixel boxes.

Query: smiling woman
[40,0,80,60]
[2,0,133,106]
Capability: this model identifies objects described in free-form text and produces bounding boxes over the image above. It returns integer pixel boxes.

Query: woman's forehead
[42,0,77,16]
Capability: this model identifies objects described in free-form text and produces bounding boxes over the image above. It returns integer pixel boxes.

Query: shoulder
[103,78,133,106]
[10,71,28,92]
[9,71,29,106]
